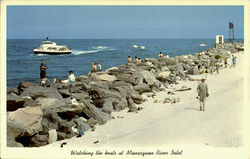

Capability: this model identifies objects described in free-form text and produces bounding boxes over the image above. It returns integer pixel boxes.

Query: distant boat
[140,46,145,50]
[97,46,103,49]
[34,38,72,55]
[200,43,207,46]
[132,45,138,48]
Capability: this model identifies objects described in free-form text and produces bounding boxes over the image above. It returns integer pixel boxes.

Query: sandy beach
[43,51,245,148]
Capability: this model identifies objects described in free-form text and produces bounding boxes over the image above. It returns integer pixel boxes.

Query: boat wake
[72,47,115,55]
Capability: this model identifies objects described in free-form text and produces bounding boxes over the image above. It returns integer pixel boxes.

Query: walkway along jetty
[6,42,244,147]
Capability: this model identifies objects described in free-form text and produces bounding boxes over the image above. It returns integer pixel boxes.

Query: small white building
[216,35,224,44]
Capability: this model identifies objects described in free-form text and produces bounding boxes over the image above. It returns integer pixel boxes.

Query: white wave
[72,49,101,55]
[73,47,116,55]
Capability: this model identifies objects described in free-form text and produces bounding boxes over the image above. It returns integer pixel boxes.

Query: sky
[7,6,244,39]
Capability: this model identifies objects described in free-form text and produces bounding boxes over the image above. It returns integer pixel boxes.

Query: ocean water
[7,39,242,87]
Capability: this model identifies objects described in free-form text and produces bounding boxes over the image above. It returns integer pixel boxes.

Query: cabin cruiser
[34,39,72,55]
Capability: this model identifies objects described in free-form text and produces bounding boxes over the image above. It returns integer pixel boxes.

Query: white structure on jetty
[216,35,224,44]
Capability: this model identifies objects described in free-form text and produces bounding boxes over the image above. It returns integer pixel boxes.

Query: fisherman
[40,59,48,79]
[97,63,102,71]
[197,78,209,111]
[91,63,97,72]
[68,70,75,83]
[128,56,132,63]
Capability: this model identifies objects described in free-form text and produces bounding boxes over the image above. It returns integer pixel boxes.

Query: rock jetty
[6,42,244,147]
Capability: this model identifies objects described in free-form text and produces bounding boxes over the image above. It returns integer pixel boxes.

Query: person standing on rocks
[40,59,48,79]
[197,78,209,111]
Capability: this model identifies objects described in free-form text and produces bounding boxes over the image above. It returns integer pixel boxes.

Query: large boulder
[7,87,19,95]
[7,107,43,138]
[7,95,26,111]
[186,67,200,75]
[140,70,159,86]
[82,100,112,125]
[17,82,36,94]
[116,73,140,85]
[134,83,151,94]
[91,73,117,82]
[21,86,63,100]
[73,117,91,131]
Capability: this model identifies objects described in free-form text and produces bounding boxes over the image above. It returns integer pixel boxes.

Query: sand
[44,51,245,148]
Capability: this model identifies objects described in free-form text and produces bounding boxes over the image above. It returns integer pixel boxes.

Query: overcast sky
[7,6,244,39]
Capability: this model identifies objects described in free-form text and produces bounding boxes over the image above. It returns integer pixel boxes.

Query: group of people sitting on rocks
[127,52,169,64]
[91,62,102,72]
[127,56,142,64]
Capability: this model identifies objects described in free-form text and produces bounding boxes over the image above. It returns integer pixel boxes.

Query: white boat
[140,46,145,49]
[34,39,72,55]
[97,46,103,49]
[132,45,138,48]
[200,43,207,46]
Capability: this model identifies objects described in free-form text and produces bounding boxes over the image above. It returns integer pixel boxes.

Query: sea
[7,39,243,87]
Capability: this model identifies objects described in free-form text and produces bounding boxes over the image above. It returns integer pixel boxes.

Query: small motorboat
[97,46,103,49]
[132,45,138,48]
[140,46,145,50]
[200,43,207,47]
[34,38,72,55]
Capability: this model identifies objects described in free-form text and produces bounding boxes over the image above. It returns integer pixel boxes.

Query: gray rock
[21,86,63,100]
[17,81,36,94]
[186,67,200,75]
[134,83,151,94]
[58,89,71,98]
[29,134,48,147]
[7,87,19,95]
[82,100,112,125]
[70,92,90,101]
[7,107,43,137]
[116,73,140,85]
[73,117,91,131]
[140,70,159,86]
[126,96,138,112]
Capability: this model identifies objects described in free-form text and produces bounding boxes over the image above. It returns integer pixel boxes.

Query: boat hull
[34,51,72,55]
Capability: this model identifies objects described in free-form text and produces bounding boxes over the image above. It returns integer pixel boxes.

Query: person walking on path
[215,63,220,74]
[232,56,237,68]
[40,59,48,79]
[197,79,209,111]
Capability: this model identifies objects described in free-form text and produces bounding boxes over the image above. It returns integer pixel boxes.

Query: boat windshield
[42,41,54,44]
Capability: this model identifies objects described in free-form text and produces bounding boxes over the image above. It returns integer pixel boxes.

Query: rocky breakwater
[6,42,243,147]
